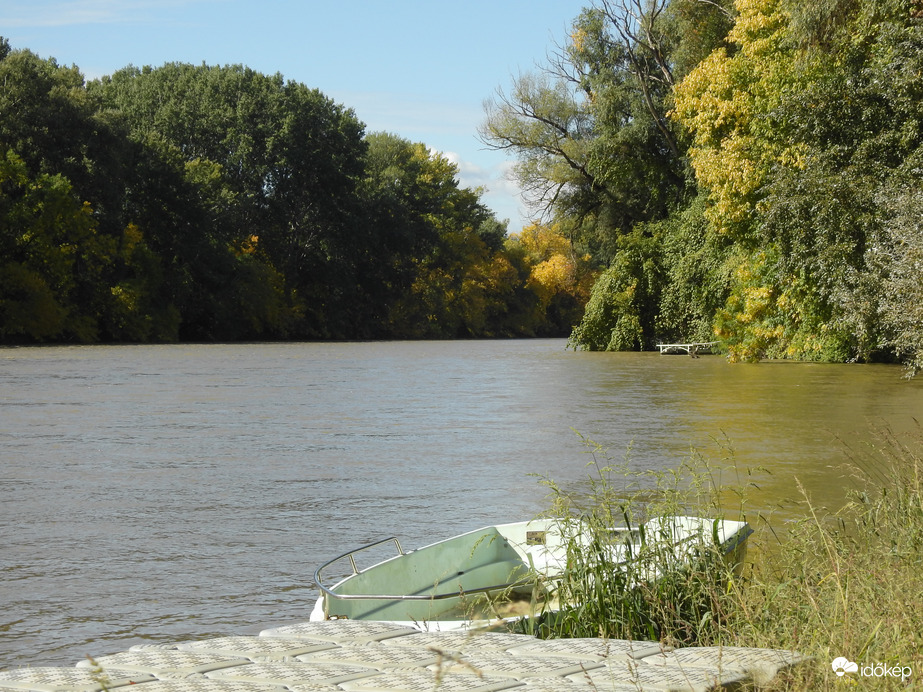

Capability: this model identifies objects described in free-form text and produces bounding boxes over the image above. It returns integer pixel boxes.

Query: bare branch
[690,0,734,21]
[595,0,681,159]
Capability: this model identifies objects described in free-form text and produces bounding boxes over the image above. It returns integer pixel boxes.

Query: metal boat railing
[313,536,541,603]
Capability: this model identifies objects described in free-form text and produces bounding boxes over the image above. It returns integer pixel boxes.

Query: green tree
[358,133,459,335]
[655,195,734,344]
[569,226,664,350]
[368,136,518,337]
[0,150,112,341]
[0,43,133,240]
[92,62,368,339]
[0,42,201,342]
[673,0,923,363]
[0,42,144,340]
[878,186,923,376]
[481,0,731,262]
[485,1,736,351]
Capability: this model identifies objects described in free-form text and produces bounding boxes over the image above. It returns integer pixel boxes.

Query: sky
[2,0,590,230]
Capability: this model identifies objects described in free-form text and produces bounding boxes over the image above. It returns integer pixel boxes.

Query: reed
[84,656,111,692]
[728,426,923,690]
[526,429,923,690]
[521,437,750,646]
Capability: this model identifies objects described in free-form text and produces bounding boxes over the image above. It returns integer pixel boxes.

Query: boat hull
[311,516,752,630]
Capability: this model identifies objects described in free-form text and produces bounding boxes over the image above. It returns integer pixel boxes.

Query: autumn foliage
[0,48,584,343]
[485,0,923,371]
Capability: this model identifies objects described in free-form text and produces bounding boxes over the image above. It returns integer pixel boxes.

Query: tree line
[483,0,923,372]
[6,0,923,370]
[0,40,592,344]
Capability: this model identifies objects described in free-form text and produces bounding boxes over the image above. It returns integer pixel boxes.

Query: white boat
[310,515,753,631]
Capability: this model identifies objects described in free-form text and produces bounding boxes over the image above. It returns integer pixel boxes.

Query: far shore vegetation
[2,0,923,375]
[528,429,923,690]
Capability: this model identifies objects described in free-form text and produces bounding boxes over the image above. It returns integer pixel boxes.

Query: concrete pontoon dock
[0,620,805,691]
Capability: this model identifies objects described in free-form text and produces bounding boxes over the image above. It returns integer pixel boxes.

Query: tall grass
[522,436,752,646]
[527,429,923,690]
[729,426,923,690]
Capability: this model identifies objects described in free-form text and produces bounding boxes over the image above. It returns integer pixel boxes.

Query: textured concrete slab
[74,651,248,678]
[377,630,540,654]
[295,642,442,670]
[203,661,377,687]
[0,619,804,691]
[259,621,418,644]
[569,657,750,691]
[176,635,337,661]
[506,636,669,661]
[642,645,807,686]
[513,681,644,692]
[430,651,604,678]
[0,667,151,691]
[75,682,287,692]
[335,670,521,692]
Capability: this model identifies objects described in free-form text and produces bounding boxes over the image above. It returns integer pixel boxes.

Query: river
[2,339,922,668]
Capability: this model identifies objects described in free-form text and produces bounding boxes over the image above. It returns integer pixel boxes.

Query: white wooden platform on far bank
[656,341,720,355]
[0,619,806,691]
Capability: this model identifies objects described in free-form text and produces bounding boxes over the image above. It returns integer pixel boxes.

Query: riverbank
[535,429,923,690]
[726,427,923,690]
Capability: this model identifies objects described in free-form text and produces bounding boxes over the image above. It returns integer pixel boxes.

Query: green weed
[526,428,923,690]
[729,426,923,690]
[522,436,752,646]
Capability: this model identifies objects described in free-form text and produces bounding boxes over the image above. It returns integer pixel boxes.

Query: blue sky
[2,0,590,230]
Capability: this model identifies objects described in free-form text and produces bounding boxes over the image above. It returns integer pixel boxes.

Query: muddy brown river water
[2,339,921,668]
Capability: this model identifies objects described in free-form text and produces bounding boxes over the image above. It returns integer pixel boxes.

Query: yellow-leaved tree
[509,222,596,334]
[672,0,833,361]
[672,0,806,238]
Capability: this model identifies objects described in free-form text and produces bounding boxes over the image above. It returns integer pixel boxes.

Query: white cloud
[445,154,530,230]
[332,90,481,141]
[442,152,488,188]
